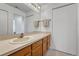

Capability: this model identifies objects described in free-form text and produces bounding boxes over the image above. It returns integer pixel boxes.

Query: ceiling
[7,3,70,13]
[7,3,32,13]
[39,3,70,7]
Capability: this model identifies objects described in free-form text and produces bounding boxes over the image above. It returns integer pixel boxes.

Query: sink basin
[10,36,32,44]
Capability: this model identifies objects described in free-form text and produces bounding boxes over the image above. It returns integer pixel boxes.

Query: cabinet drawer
[32,40,42,49]
[9,45,31,56]
[32,45,42,56]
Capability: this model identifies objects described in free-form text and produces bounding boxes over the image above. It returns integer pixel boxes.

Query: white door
[53,4,77,55]
[0,10,8,35]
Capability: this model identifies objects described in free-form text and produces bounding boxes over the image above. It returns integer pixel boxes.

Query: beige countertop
[0,32,50,56]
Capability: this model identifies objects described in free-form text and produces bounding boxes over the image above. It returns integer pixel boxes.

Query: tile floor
[45,49,73,56]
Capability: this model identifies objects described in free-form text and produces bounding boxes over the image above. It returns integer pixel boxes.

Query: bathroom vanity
[0,32,51,56]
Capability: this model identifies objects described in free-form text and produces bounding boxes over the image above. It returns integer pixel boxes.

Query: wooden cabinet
[9,34,51,56]
[32,40,42,56]
[43,37,48,55]
[9,45,31,56]
[47,35,51,49]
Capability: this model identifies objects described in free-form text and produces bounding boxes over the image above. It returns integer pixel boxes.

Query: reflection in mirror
[13,14,24,35]
[0,10,8,35]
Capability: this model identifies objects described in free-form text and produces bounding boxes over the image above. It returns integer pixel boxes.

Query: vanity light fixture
[24,3,40,12]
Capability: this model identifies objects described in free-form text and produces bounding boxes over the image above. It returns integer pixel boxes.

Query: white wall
[77,4,79,55]
[53,4,77,55]
[0,3,26,35]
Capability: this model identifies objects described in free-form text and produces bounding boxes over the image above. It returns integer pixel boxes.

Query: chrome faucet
[20,33,24,38]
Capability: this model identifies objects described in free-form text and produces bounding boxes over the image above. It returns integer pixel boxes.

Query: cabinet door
[32,45,42,56]
[9,45,31,56]
[43,37,48,55]
[32,40,42,56]
[32,40,42,49]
